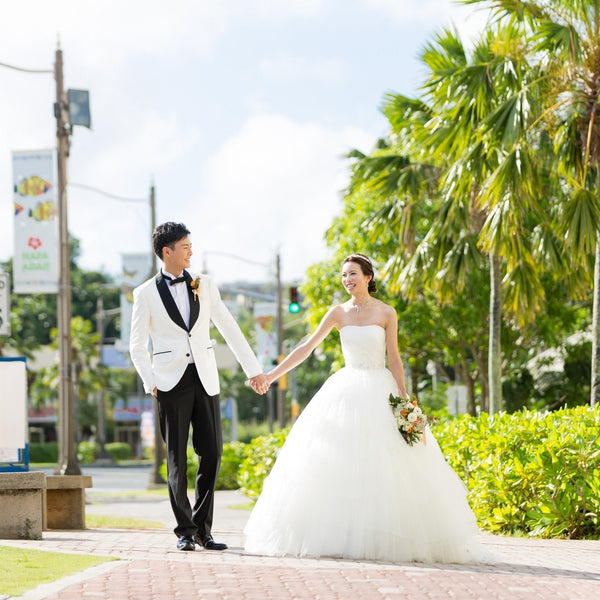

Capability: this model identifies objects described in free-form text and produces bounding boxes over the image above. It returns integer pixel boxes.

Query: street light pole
[54,44,80,475]
[276,253,285,428]
[95,298,110,460]
[148,183,166,486]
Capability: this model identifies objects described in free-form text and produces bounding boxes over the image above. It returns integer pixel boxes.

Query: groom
[130,222,269,551]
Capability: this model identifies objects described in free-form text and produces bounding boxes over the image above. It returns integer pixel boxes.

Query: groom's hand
[249,374,269,395]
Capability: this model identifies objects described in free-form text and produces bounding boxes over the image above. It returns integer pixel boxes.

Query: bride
[244,253,493,564]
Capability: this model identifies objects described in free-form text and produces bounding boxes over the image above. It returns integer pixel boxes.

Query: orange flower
[190,276,201,301]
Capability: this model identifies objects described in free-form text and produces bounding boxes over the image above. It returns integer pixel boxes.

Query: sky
[0,0,488,286]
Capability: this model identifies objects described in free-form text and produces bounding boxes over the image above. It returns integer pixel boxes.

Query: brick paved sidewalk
[1,491,599,600]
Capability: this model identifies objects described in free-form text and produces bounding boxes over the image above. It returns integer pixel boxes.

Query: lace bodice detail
[340,325,386,370]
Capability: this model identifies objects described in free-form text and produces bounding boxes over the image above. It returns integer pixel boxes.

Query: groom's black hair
[153,222,191,260]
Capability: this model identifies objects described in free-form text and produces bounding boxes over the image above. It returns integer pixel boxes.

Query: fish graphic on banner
[14,175,52,197]
[28,200,58,222]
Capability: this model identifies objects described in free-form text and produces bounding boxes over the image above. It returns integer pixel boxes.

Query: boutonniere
[189,276,201,301]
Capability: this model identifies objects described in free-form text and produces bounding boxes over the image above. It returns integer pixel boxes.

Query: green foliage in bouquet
[433,405,600,539]
[389,393,428,446]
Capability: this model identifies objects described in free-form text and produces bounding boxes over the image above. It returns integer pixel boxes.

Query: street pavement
[1,470,599,600]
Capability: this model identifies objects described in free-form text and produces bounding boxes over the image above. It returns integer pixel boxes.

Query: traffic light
[288,286,300,313]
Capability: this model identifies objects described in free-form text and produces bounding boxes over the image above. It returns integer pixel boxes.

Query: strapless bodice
[340,325,386,369]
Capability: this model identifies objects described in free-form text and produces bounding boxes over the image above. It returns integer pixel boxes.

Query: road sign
[0,272,10,336]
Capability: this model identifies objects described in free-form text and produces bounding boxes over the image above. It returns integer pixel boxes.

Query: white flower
[408,412,418,423]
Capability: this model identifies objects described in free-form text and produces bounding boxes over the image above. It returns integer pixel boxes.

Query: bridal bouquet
[388,393,428,446]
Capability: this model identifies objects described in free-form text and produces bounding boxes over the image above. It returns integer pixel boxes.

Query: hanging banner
[120,253,152,348]
[0,272,10,336]
[12,150,58,294]
[254,302,278,370]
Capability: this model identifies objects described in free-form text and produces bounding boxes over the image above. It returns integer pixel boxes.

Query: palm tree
[463,0,600,407]
[349,22,559,413]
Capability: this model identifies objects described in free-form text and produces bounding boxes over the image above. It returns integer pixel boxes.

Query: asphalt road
[32,464,154,491]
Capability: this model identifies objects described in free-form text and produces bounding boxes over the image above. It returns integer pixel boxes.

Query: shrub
[236,428,290,498]
[233,407,600,539]
[160,442,249,490]
[28,442,58,463]
[105,442,132,461]
[433,405,600,539]
[236,421,272,444]
[77,441,96,464]
[216,442,246,490]
[155,406,600,540]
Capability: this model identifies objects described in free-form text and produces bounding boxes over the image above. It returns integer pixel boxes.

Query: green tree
[0,238,120,358]
[343,21,570,415]
[466,0,600,410]
[29,315,132,438]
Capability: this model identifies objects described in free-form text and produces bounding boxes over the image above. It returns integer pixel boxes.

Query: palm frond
[560,184,600,255]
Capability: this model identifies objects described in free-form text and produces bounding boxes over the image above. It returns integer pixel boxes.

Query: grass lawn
[0,546,117,597]
[86,514,165,529]
[228,502,254,511]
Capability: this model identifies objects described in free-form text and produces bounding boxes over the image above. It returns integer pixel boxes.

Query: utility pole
[276,253,285,428]
[54,44,80,475]
[148,184,165,486]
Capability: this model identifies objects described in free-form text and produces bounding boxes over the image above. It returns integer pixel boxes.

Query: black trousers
[156,363,222,538]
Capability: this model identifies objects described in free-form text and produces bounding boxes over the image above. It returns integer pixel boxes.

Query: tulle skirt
[244,366,493,564]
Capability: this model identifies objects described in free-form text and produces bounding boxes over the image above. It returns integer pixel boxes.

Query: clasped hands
[248,373,270,395]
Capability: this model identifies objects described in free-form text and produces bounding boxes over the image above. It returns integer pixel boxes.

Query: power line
[69,182,147,203]
[0,61,52,74]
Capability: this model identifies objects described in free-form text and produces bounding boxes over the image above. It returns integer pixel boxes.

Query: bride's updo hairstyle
[343,253,377,294]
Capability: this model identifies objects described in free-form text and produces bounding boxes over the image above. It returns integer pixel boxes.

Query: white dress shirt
[163,269,194,363]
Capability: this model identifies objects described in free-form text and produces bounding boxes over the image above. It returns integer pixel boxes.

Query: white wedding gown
[244,325,492,564]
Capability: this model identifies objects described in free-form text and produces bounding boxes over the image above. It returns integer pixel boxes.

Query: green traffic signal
[288,285,300,313]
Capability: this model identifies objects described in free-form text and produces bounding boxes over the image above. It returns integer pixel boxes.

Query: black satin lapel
[155,273,188,331]
[185,271,200,330]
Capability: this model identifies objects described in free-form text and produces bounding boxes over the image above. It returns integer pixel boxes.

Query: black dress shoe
[194,534,227,551]
[177,536,195,551]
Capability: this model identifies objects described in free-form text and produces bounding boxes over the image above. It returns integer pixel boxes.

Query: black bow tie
[164,274,186,286]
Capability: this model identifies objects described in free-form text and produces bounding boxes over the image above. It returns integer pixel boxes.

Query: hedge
[433,405,599,539]
[231,407,600,539]
[161,406,600,539]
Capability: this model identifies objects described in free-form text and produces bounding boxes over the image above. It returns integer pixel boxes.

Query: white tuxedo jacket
[129,270,262,396]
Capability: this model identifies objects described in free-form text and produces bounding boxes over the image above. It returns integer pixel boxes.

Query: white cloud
[189,113,374,283]
[0,2,228,69]
[8,113,373,284]
[77,109,199,183]
[0,0,330,71]
[362,0,490,41]
[0,0,492,286]
[258,55,347,85]
[362,0,456,22]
